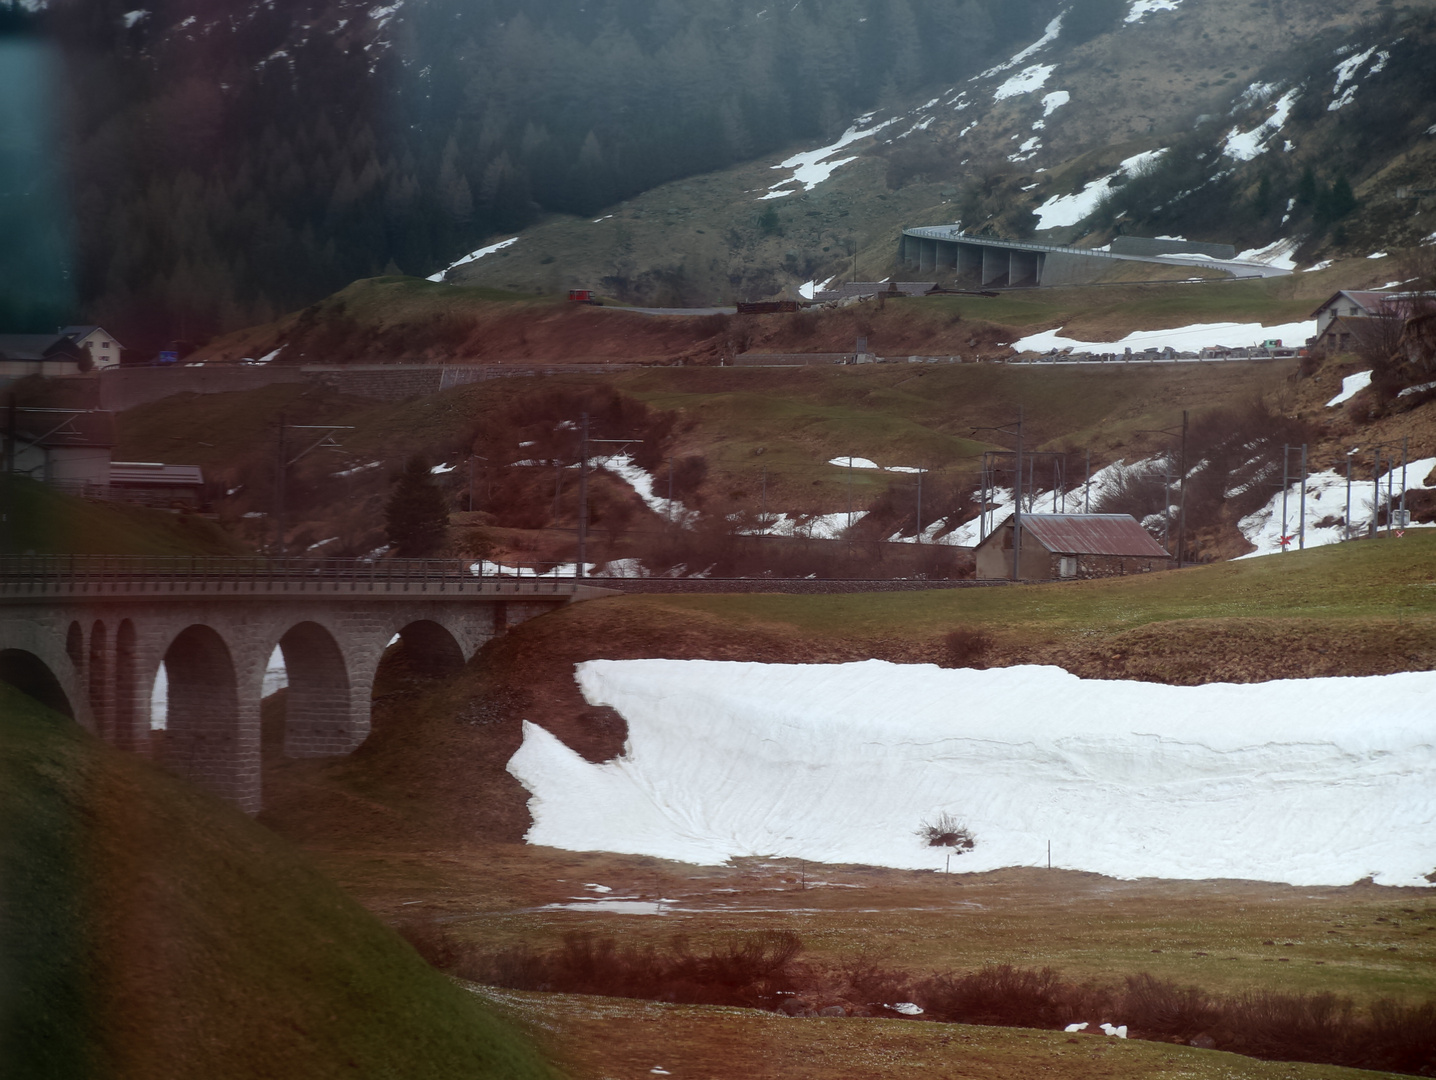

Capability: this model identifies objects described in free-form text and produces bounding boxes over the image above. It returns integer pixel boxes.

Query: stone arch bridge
[0,557,609,813]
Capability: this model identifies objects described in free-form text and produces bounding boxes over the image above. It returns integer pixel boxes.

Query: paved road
[626,306,738,316]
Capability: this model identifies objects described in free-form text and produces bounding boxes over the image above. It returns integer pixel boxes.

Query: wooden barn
[975,512,1174,581]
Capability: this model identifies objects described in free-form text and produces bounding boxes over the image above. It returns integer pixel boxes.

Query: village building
[974,512,1174,581]
[108,461,206,506]
[0,333,88,379]
[58,325,124,371]
[10,407,116,488]
[8,407,205,506]
[1309,291,1422,354]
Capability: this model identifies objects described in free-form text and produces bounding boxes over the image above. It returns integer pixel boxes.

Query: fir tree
[384,455,450,557]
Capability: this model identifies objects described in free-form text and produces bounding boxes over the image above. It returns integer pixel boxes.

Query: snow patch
[1326,370,1372,407]
[762,117,896,198]
[1221,89,1299,161]
[1329,45,1378,111]
[1235,238,1299,270]
[1125,0,1184,22]
[1236,458,1436,557]
[994,64,1056,102]
[1012,319,1315,354]
[1032,149,1165,229]
[427,237,518,281]
[508,659,1436,886]
[976,13,1063,78]
[1040,90,1069,117]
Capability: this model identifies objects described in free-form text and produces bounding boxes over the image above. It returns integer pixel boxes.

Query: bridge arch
[0,648,75,719]
[160,624,254,809]
[393,619,466,678]
[275,620,354,757]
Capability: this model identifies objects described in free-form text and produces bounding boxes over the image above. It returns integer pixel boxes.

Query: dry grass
[470,985,1415,1080]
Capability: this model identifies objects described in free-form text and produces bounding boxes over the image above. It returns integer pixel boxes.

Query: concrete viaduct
[0,557,608,813]
[897,227,1289,286]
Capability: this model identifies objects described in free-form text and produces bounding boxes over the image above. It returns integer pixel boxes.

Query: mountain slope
[0,680,562,1080]
[444,0,1436,303]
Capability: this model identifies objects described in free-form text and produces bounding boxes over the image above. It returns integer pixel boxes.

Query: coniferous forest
[8,0,1065,349]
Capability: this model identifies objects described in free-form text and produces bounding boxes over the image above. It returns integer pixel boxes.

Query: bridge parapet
[0,556,606,601]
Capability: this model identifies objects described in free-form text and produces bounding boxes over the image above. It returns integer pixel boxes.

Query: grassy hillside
[0,476,248,556]
[0,681,563,1080]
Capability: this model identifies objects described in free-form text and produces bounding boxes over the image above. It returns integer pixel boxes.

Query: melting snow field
[509,660,1436,887]
[1012,319,1315,354]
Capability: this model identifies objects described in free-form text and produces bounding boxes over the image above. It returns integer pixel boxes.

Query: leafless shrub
[1120,974,1218,1039]
[915,812,975,852]
[920,964,1103,1028]
[940,627,991,668]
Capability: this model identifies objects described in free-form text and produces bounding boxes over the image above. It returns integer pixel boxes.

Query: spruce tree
[384,455,450,557]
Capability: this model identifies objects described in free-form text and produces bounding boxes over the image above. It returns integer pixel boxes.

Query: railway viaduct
[0,557,609,813]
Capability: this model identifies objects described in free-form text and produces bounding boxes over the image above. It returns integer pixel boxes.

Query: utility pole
[846,455,853,529]
[760,466,768,535]
[1014,406,1023,580]
[970,412,1025,579]
[275,413,287,556]
[1400,437,1409,528]
[1345,448,1355,541]
[577,411,589,578]
[1084,449,1091,514]
[916,469,923,542]
[668,456,675,523]
[1280,444,1289,553]
[1298,443,1308,551]
[1176,411,1188,568]
[1372,454,1380,538]
[4,393,14,474]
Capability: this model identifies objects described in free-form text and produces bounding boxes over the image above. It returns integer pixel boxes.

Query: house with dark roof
[1308,291,1423,354]
[109,461,206,506]
[10,407,116,486]
[974,512,1174,581]
[0,333,87,379]
[59,325,124,370]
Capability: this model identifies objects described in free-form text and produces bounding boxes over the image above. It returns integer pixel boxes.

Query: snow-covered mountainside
[450,0,1436,302]
[508,659,1436,887]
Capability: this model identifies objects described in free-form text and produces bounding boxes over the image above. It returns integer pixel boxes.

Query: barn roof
[14,408,115,449]
[994,513,1172,558]
[1308,290,1417,319]
[110,461,204,488]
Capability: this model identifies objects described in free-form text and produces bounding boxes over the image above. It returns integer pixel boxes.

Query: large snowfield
[509,660,1436,887]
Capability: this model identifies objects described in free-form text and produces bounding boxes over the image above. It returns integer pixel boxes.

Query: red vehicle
[568,289,601,305]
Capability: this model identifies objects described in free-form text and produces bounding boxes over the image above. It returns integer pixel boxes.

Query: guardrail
[0,556,586,598]
[901,227,1118,260]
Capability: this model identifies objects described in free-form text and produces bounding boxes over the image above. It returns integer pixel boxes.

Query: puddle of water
[542,899,672,915]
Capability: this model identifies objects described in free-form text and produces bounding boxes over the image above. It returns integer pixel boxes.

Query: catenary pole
[1013,406,1023,581]
[1280,444,1289,552]
[1298,443,1307,551]
[577,411,588,579]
